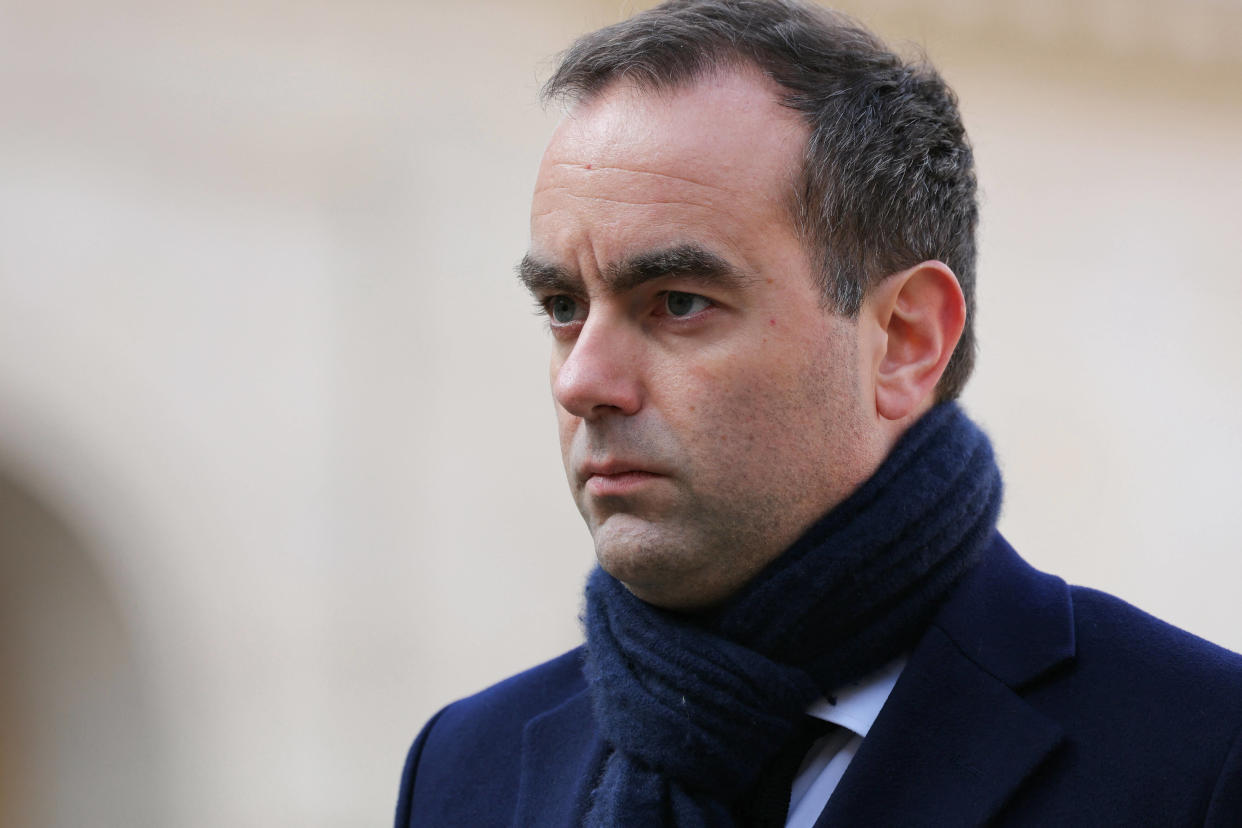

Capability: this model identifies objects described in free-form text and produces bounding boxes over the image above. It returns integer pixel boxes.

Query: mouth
[580,462,666,497]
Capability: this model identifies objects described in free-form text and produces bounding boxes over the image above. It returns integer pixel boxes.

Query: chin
[590,518,698,604]
[593,526,748,611]
[591,527,677,584]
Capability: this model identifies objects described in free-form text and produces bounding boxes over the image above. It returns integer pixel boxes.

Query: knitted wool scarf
[581,402,1003,827]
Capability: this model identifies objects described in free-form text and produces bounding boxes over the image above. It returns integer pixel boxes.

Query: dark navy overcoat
[396,535,1242,826]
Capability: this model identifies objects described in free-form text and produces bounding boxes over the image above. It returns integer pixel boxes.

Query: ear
[863,260,966,422]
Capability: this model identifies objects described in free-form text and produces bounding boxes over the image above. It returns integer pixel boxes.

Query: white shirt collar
[804,656,906,738]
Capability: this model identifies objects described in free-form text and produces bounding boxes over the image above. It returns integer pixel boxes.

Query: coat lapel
[513,686,606,827]
[815,534,1075,826]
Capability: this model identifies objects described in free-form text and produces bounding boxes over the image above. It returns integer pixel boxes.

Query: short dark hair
[543,0,978,400]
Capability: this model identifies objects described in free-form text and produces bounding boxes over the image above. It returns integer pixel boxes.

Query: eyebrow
[517,255,579,296]
[517,244,747,296]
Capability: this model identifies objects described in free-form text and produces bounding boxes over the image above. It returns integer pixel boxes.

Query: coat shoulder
[1067,584,1242,691]
[1005,580,1242,825]
[433,646,589,740]
[1061,584,1242,767]
[929,537,1242,825]
[394,647,588,828]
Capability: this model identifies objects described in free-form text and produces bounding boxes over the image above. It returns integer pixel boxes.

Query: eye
[546,295,583,325]
[664,291,711,318]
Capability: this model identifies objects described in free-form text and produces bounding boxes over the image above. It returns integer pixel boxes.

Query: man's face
[525,69,888,610]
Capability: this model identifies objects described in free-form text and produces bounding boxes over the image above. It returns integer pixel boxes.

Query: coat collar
[932,533,1076,689]
[513,673,605,827]
[815,533,1075,825]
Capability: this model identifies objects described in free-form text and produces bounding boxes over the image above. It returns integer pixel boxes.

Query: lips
[580,461,666,497]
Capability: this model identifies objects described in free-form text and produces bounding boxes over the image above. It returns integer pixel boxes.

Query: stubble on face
[565,317,871,609]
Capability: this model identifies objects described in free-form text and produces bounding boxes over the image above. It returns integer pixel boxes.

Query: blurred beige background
[1,0,1239,825]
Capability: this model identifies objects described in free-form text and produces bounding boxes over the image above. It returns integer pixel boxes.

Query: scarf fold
[582,402,1003,827]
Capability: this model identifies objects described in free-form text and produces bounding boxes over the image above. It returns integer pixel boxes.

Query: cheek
[670,327,782,400]
[667,351,789,448]
[678,330,856,456]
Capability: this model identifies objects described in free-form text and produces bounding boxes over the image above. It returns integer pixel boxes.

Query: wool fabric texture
[582,402,1003,827]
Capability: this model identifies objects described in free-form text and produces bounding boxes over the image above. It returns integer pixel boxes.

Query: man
[396,1,1242,825]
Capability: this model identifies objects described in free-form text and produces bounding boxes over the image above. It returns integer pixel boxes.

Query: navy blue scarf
[582,402,1003,826]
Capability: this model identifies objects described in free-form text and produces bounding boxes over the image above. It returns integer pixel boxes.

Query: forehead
[547,68,804,190]
[530,68,809,272]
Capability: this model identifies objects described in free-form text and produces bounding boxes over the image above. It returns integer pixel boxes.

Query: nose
[552,314,643,420]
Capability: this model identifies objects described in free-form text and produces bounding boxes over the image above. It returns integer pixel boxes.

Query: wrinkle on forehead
[548,162,730,194]
[533,190,722,211]
[534,162,736,204]
[532,160,741,222]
